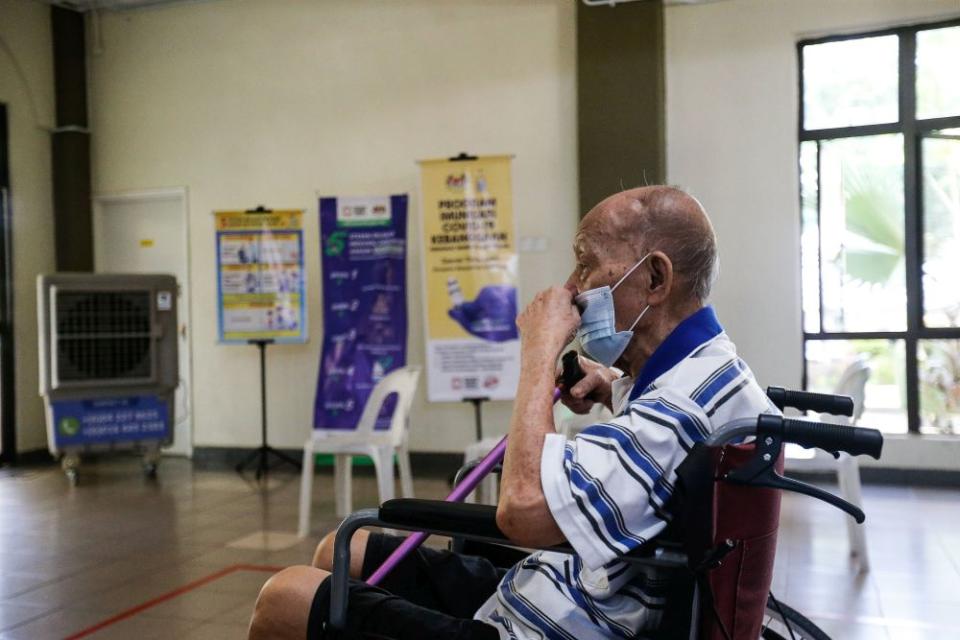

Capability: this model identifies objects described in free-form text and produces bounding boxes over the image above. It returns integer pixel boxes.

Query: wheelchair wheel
[760,595,830,640]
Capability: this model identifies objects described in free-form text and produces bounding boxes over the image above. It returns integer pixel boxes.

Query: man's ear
[646,251,673,304]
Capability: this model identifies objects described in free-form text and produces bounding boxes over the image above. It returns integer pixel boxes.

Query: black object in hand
[561,351,586,389]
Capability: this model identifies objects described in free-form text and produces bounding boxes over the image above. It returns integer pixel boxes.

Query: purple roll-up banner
[315,195,408,431]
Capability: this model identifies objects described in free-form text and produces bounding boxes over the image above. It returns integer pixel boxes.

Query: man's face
[566,204,637,295]
[567,230,609,294]
[566,204,650,339]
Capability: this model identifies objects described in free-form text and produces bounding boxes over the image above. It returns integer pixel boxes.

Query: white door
[93,189,192,457]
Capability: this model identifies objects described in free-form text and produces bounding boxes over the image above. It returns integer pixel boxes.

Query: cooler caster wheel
[143,450,160,479]
[62,453,80,486]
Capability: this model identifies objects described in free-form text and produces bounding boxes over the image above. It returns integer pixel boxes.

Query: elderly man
[249,186,771,639]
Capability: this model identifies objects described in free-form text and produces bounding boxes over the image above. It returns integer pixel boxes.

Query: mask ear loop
[611,252,651,292]
[628,305,651,331]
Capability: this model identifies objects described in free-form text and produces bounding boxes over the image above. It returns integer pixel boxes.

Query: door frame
[92,186,194,456]
[0,104,14,465]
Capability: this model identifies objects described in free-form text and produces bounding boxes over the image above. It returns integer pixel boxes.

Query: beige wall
[665,0,960,468]
[0,0,56,453]
[89,0,578,452]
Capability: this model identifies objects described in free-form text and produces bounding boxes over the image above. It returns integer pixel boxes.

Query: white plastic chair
[462,436,503,505]
[556,401,614,439]
[786,358,872,569]
[297,366,421,538]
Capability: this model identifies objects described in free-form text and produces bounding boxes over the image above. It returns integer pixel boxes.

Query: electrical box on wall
[37,273,179,483]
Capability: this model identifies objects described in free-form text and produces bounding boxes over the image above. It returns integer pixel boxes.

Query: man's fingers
[570,372,601,399]
[560,394,592,415]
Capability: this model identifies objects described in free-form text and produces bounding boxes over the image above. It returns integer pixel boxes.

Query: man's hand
[560,357,620,414]
[516,286,580,361]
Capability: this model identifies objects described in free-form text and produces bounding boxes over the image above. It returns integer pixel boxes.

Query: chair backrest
[354,366,421,445]
[832,357,871,426]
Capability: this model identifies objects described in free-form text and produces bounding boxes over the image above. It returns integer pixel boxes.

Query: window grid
[798,18,960,434]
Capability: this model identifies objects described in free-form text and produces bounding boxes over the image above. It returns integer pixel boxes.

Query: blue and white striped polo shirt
[475,306,772,640]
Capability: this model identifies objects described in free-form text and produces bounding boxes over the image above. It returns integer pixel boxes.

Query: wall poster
[215,209,307,344]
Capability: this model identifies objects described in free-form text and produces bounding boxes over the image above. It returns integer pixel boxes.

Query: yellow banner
[419,155,520,402]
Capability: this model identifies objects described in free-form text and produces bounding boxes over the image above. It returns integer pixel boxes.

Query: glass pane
[916,26,960,120]
[800,141,820,333]
[805,339,907,434]
[922,131,960,327]
[920,340,960,435]
[802,35,898,130]
[819,134,905,332]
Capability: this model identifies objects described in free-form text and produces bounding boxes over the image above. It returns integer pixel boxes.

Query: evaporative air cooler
[38,273,179,483]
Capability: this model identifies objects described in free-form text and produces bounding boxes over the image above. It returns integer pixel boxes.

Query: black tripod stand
[464,396,490,441]
[235,339,302,480]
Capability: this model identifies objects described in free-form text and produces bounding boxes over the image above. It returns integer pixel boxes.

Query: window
[799,20,960,435]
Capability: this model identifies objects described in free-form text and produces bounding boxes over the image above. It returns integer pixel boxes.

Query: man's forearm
[496,348,565,545]
[502,350,556,493]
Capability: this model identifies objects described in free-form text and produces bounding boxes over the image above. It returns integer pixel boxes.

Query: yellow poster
[215,209,307,343]
[419,155,520,402]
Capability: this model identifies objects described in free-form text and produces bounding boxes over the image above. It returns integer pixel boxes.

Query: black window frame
[798,17,960,434]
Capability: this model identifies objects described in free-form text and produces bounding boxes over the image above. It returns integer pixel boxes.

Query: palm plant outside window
[799,20,960,435]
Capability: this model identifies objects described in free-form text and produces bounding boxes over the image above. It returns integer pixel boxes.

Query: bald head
[574,186,718,305]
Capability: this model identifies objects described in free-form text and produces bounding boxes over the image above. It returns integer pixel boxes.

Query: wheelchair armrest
[378,498,682,563]
[330,502,689,630]
[380,498,506,540]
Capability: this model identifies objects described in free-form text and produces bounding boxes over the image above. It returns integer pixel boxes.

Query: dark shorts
[307,533,520,640]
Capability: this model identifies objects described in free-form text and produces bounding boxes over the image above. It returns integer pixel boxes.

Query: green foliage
[920,340,960,434]
[841,163,904,286]
[852,340,896,385]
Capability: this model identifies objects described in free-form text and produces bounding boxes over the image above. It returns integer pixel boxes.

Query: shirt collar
[629,305,723,401]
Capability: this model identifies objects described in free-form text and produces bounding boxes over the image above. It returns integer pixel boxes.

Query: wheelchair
[328,387,883,639]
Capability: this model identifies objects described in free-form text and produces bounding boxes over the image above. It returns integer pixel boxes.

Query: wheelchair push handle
[758,414,883,459]
[726,415,883,522]
[766,386,854,417]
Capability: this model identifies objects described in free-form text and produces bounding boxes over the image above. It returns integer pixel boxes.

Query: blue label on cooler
[52,395,170,446]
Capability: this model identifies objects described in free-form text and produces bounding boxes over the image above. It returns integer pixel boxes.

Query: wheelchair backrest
[665,442,783,640]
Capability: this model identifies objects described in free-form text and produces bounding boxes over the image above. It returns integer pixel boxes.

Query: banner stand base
[235,339,302,480]
[463,396,490,442]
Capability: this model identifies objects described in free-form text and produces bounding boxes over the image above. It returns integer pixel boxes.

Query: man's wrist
[520,343,563,370]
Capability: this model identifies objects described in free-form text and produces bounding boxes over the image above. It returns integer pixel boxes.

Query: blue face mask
[575,253,652,367]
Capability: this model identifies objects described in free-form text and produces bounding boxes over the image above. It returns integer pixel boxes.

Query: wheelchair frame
[328,389,882,639]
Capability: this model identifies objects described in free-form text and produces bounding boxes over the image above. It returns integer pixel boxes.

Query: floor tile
[138,590,252,622]
[0,603,47,633]
[807,615,891,640]
[180,620,250,639]
[0,607,109,640]
[81,613,201,639]
[208,600,257,627]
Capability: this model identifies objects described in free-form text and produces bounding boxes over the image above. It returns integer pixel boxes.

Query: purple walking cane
[366,352,583,586]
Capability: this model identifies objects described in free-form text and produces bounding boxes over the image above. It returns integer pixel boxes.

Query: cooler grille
[55,291,153,381]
